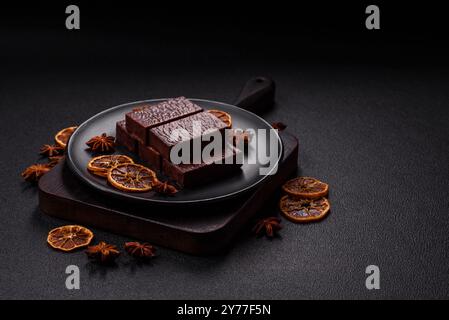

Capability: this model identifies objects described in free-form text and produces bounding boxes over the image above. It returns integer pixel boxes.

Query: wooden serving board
[38,131,298,255]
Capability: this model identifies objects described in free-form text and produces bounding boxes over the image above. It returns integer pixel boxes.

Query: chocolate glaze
[162,147,242,188]
[138,142,161,172]
[117,98,240,189]
[125,97,202,145]
[115,120,138,153]
[150,111,227,160]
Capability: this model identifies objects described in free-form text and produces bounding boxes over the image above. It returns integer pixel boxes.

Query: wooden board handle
[234,77,276,114]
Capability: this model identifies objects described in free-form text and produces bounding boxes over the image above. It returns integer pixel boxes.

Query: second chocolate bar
[162,147,242,188]
[125,97,202,145]
[138,142,161,172]
[150,111,228,160]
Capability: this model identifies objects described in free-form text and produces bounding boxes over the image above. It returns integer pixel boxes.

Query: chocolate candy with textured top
[162,147,242,188]
[125,97,202,145]
[138,142,161,172]
[116,120,138,153]
[150,111,227,160]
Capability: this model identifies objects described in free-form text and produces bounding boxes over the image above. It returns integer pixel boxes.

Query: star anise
[272,122,287,131]
[125,241,157,259]
[48,155,64,167]
[153,181,178,195]
[86,133,115,152]
[86,241,120,264]
[21,164,52,182]
[253,217,282,238]
[40,144,64,157]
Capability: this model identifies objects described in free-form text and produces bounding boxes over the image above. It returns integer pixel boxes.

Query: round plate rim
[66,98,283,205]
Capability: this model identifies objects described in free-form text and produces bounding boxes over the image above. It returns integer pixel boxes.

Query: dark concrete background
[1,3,449,299]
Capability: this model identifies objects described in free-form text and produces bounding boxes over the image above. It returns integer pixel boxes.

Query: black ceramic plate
[66,99,282,205]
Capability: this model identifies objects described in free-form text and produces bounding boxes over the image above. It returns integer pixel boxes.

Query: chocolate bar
[115,120,138,153]
[138,142,161,171]
[162,147,242,188]
[125,97,202,145]
[150,111,228,160]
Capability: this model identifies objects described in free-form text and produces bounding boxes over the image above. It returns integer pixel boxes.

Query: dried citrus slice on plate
[208,109,232,128]
[47,225,94,252]
[87,154,134,177]
[280,195,330,223]
[107,163,156,192]
[55,126,77,148]
[282,176,329,199]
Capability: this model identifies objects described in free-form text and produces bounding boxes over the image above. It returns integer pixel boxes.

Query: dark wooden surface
[38,131,298,255]
[234,77,275,114]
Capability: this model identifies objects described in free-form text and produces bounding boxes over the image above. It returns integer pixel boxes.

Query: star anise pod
[272,122,287,131]
[253,217,282,238]
[48,155,64,167]
[125,241,157,259]
[153,181,178,195]
[86,241,120,264]
[21,164,51,182]
[86,133,115,152]
[40,144,64,157]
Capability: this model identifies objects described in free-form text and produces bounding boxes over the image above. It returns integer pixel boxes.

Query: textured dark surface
[1,25,449,300]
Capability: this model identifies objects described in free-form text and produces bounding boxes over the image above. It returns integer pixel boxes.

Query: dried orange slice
[107,163,156,192]
[87,155,134,177]
[208,109,232,128]
[47,225,94,252]
[282,176,329,199]
[55,126,77,148]
[280,195,330,223]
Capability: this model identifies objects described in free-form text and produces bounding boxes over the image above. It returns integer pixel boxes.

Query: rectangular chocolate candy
[162,147,242,188]
[115,120,138,153]
[138,142,161,172]
[125,97,202,145]
[150,111,228,160]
